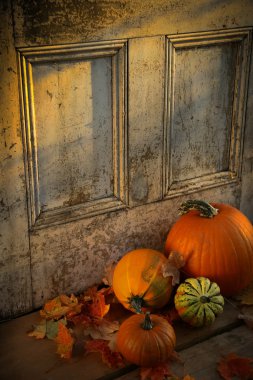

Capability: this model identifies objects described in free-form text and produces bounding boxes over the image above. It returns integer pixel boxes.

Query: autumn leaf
[46,319,67,340]
[235,280,253,306]
[182,376,196,380]
[28,319,47,339]
[140,363,173,380]
[83,286,110,318]
[238,306,253,330]
[83,318,120,341]
[85,339,125,368]
[40,294,81,320]
[159,307,180,325]
[217,352,253,380]
[162,252,185,285]
[55,322,74,359]
[28,318,67,340]
[102,262,117,287]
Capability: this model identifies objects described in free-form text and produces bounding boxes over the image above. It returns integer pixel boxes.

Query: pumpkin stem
[200,295,210,303]
[141,312,153,330]
[129,295,144,314]
[179,200,219,218]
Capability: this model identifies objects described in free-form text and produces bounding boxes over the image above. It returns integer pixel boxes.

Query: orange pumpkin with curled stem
[116,312,176,367]
[112,248,173,313]
[165,200,253,296]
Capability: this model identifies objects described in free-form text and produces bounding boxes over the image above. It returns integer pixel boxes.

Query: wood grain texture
[0,299,245,380]
[0,1,32,320]
[128,36,165,205]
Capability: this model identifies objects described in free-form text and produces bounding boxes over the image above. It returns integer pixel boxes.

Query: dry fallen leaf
[238,305,253,329]
[28,318,67,340]
[83,286,110,318]
[40,294,81,320]
[217,352,253,380]
[140,363,173,380]
[28,320,47,339]
[54,322,74,359]
[162,252,185,285]
[83,318,119,341]
[102,262,117,286]
[85,339,125,368]
[159,307,180,325]
[235,280,253,306]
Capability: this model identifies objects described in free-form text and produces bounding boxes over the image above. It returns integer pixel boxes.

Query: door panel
[1,0,253,318]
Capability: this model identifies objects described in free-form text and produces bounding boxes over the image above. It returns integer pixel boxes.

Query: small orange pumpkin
[113,248,173,313]
[165,200,253,296]
[116,312,176,367]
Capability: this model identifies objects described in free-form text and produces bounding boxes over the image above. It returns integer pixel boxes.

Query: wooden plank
[0,300,241,380]
[128,36,165,206]
[0,0,32,320]
[116,325,253,380]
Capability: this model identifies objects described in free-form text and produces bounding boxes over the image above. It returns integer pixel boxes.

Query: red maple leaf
[140,363,173,380]
[85,339,125,368]
[217,352,253,380]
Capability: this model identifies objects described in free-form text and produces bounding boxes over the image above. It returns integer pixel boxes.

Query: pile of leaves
[28,271,253,380]
[28,285,124,367]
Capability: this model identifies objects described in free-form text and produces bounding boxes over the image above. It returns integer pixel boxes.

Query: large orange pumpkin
[113,248,173,313]
[116,312,176,367]
[165,200,253,296]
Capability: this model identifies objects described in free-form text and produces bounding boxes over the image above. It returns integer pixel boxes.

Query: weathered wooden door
[1,0,253,319]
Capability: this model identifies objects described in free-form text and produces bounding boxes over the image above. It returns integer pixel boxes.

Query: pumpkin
[165,200,253,296]
[112,248,173,313]
[116,312,176,367]
[174,277,224,327]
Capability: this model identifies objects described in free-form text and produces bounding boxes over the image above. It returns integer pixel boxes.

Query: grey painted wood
[128,36,165,205]
[0,1,32,320]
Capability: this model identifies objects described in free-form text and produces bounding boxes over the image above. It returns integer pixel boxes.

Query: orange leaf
[84,287,110,318]
[182,375,196,380]
[217,352,253,380]
[85,339,125,368]
[140,363,173,380]
[54,322,74,359]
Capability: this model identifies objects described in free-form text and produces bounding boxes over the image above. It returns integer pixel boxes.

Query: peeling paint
[1,0,253,320]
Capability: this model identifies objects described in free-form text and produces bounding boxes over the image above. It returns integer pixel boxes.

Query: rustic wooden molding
[17,40,128,229]
[164,28,252,198]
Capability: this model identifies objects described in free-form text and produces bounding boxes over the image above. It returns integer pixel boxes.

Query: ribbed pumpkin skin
[165,203,253,296]
[116,313,176,367]
[174,277,224,327]
[113,249,172,313]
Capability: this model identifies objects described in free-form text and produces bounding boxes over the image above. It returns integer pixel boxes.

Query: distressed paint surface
[33,58,113,210]
[0,0,252,318]
[12,0,253,46]
[128,36,165,205]
[240,53,253,219]
[171,43,236,182]
[0,2,32,319]
[30,185,240,307]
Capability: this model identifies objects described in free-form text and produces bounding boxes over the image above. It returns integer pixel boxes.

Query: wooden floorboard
[0,299,251,380]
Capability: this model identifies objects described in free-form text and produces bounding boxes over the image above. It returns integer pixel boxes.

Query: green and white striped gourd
[174,277,224,327]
